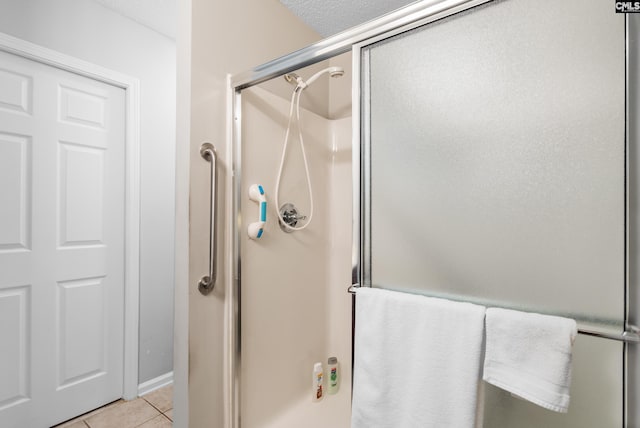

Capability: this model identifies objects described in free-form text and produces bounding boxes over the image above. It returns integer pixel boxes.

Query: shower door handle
[199,142,217,295]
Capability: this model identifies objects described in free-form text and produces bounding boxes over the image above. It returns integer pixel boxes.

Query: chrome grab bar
[199,142,217,295]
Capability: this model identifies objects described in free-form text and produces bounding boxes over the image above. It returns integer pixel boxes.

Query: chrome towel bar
[199,142,218,295]
[347,284,640,344]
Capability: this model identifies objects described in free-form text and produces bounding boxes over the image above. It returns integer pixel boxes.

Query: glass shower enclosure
[230,0,640,426]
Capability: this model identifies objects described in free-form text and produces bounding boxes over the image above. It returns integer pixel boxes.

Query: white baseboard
[138,371,174,397]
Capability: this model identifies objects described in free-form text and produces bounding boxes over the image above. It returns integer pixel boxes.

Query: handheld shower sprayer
[298,66,345,89]
[276,66,345,232]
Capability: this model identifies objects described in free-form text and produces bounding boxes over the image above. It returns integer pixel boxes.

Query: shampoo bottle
[327,357,339,394]
[312,362,324,402]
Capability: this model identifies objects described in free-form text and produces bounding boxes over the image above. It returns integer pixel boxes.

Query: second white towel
[483,308,577,413]
[351,288,486,428]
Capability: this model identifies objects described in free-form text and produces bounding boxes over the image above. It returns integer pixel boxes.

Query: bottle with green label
[327,357,339,394]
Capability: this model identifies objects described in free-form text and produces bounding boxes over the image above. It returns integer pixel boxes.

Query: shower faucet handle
[283,211,306,222]
[279,203,306,232]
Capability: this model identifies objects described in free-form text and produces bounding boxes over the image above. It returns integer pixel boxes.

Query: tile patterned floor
[52,385,173,428]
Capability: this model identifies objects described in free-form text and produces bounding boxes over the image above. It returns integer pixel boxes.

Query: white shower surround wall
[239,80,352,427]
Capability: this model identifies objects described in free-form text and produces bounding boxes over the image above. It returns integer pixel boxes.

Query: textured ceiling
[279,0,418,37]
[92,0,177,39]
[91,0,417,41]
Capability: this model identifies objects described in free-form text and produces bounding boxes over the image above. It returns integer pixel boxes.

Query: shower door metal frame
[354,7,639,427]
[227,1,639,427]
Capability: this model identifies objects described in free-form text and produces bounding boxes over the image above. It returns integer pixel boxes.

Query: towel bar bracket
[578,327,640,344]
[622,329,640,343]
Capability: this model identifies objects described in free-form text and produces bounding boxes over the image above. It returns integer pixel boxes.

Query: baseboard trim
[138,371,174,397]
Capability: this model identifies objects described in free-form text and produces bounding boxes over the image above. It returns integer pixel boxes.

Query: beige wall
[175,1,323,426]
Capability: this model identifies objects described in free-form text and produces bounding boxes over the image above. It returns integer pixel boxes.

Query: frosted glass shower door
[362,0,627,425]
[365,0,625,327]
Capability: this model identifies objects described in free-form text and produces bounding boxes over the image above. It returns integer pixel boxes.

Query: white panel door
[0,49,125,428]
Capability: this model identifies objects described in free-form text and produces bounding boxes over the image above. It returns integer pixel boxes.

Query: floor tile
[136,414,172,428]
[76,400,124,421]
[142,385,173,413]
[163,409,173,422]
[52,420,88,428]
[52,400,122,428]
[85,398,160,428]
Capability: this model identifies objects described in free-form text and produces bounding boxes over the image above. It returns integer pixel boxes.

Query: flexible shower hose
[274,84,314,231]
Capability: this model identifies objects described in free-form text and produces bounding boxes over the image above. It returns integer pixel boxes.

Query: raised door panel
[0,286,30,411]
[56,277,106,390]
[58,142,105,248]
[0,67,32,115]
[0,133,31,252]
[59,84,106,130]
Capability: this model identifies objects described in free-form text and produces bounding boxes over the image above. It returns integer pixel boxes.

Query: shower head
[305,66,345,87]
[327,66,345,78]
[292,66,345,90]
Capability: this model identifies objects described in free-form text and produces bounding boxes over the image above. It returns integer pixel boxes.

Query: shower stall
[221,0,640,426]
[230,54,353,428]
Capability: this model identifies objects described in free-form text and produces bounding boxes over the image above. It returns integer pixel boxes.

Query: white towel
[351,288,486,428]
[483,308,577,413]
